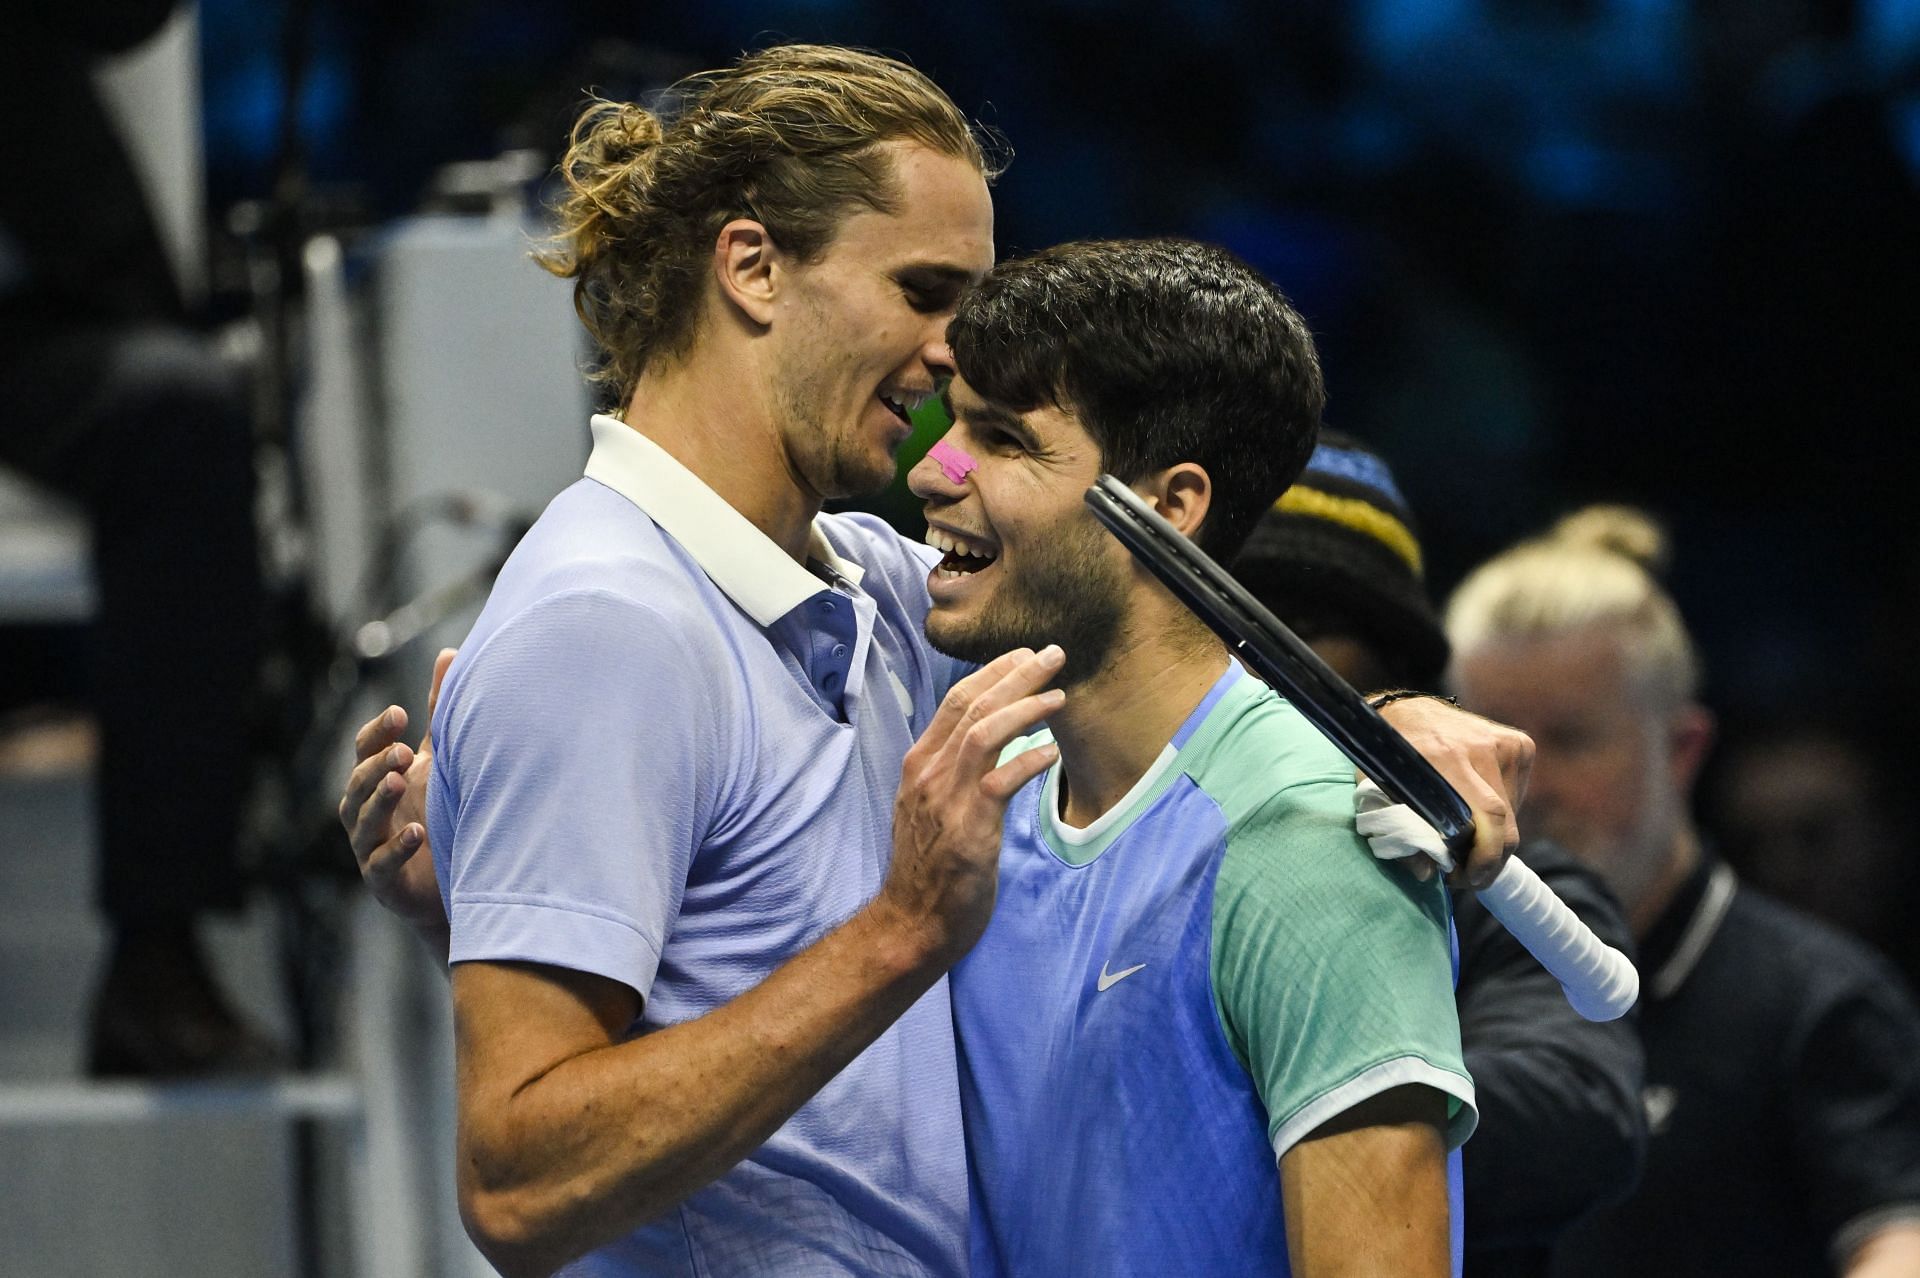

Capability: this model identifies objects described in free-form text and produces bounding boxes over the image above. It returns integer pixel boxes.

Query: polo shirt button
[832,644,848,659]
[818,599,836,613]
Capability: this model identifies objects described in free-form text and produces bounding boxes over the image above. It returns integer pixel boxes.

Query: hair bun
[537,47,991,403]
[1548,504,1671,578]
[566,99,664,183]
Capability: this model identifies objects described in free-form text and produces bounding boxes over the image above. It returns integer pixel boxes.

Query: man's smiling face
[907,377,1132,687]
[771,141,994,502]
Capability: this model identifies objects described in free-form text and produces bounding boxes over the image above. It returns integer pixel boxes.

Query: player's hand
[1373,696,1533,889]
[339,648,456,936]
[880,645,1066,965]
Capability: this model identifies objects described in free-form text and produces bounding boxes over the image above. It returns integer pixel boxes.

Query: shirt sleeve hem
[1270,1056,1479,1163]
[448,897,665,1000]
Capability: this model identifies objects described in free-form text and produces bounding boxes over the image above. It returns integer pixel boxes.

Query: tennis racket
[1086,475,1638,1022]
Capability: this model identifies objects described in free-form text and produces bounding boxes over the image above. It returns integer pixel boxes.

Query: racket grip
[1476,856,1640,1022]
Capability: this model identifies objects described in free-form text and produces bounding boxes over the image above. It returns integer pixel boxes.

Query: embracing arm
[456,913,944,1276]
[449,646,1066,1276]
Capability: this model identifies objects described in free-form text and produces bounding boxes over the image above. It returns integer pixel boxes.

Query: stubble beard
[1539,782,1680,920]
[925,518,1130,689]
[774,324,897,502]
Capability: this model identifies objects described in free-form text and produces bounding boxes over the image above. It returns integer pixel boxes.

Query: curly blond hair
[536,45,1005,403]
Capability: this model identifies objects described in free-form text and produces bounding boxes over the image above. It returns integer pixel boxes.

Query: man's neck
[1048,618,1230,830]
[1629,822,1703,939]
[619,353,819,564]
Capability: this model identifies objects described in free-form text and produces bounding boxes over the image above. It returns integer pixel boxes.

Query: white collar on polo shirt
[582,413,866,627]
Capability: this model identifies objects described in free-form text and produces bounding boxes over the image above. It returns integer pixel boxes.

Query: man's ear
[713,219,781,327]
[1136,463,1213,541]
[1670,703,1716,796]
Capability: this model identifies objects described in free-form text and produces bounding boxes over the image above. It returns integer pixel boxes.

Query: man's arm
[1213,762,1475,1276]
[1453,839,1646,1248]
[345,678,1540,948]
[449,645,1065,1277]
[1280,1085,1452,1277]
[455,916,950,1275]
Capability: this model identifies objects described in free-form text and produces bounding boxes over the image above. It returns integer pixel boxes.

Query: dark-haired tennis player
[916,238,1474,1277]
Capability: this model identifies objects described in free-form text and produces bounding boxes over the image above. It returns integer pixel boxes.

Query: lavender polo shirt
[428,414,968,1276]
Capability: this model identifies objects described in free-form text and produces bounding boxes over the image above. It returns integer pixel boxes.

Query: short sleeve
[1787,960,1920,1258]
[1211,774,1477,1161]
[430,587,726,1003]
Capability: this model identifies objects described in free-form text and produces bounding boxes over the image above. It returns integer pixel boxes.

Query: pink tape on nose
[928,439,978,485]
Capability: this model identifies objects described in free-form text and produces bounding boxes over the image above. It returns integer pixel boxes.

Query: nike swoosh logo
[1096,961,1147,992]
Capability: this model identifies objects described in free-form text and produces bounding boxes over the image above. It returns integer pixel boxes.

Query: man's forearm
[454,647,1064,1275]
[454,900,946,1277]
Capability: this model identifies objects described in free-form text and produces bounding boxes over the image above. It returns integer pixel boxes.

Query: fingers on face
[949,647,1066,768]
[929,647,1065,746]
[939,647,1033,712]
[919,649,1030,749]
[958,689,1066,771]
[965,647,1065,722]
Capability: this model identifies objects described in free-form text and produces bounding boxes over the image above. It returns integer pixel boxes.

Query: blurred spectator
[1709,724,1920,993]
[1234,432,1645,1278]
[0,1,277,1075]
[1445,505,1920,1278]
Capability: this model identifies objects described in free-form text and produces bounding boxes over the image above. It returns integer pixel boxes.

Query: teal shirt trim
[1000,671,1476,1153]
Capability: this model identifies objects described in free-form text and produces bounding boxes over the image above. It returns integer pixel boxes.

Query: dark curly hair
[947,238,1325,559]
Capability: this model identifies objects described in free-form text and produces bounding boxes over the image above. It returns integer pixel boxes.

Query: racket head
[1084,474,1476,857]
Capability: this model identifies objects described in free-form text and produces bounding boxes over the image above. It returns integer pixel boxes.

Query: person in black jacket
[0,0,276,1075]
[1447,506,1920,1278]
[1232,432,1647,1278]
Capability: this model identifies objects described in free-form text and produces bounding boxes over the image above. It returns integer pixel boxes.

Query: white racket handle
[1477,855,1639,1021]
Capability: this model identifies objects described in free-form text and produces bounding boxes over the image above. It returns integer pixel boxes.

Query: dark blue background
[200,0,1920,747]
